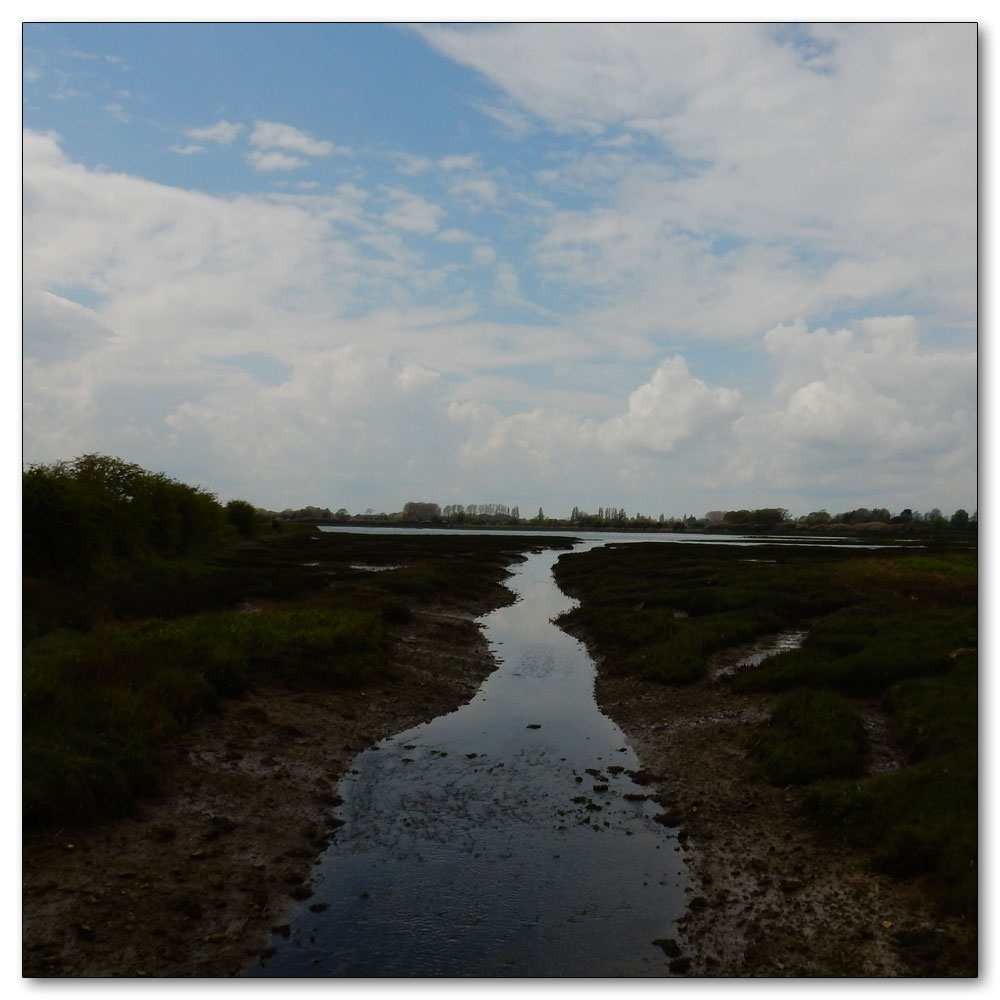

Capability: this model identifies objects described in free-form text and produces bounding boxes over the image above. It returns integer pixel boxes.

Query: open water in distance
[250,528,879,977]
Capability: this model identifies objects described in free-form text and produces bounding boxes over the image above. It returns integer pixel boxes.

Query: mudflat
[592,666,977,976]
[23,531,977,978]
[22,602,502,977]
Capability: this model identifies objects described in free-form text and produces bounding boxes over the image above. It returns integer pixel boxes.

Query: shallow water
[250,545,689,977]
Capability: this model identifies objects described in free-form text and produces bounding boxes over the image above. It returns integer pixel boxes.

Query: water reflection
[251,545,688,977]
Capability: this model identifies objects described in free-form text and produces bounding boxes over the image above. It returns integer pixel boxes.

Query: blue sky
[22,20,978,518]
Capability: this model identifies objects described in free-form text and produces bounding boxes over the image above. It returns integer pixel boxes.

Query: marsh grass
[22,605,387,826]
[552,539,977,916]
[750,687,867,785]
[24,529,572,829]
[553,542,850,685]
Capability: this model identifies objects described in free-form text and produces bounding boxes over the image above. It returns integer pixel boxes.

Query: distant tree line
[259,499,977,534]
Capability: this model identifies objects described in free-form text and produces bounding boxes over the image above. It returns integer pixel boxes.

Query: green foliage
[751,688,867,785]
[225,498,258,537]
[731,602,974,696]
[801,746,977,915]
[554,542,854,686]
[554,537,977,917]
[22,604,388,827]
[23,524,572,830]
[884,653,977,762]
[23,454,225,577]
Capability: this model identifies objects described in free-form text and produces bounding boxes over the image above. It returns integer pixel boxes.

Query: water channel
[249,529,840,977]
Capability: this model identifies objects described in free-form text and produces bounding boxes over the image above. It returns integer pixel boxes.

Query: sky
[21,19,979,520]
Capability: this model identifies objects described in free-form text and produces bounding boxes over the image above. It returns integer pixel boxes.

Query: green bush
[620,634,705,684]
[23,454,226,577]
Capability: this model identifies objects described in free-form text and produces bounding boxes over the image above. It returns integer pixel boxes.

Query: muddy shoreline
[588,645,978,977]
[23,569,977,978]
[22,602,506,978]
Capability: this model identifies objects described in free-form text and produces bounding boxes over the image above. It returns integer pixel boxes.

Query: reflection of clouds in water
[254,543,688,977]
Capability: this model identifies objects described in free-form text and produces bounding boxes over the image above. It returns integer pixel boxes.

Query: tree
[402,501,441,522]
[23,454,227,575]
[225,499,257,537]
[951,508,970,529]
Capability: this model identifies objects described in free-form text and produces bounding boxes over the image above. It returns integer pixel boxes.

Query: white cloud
[421,23,975,346]
[20,18,976,519]
[472,244,496,266]
[250,120,340,157]
[382,187,445,234]
[597,357,741,457]
[185,120,244,144]
[439,154,480,171]
[436,228,476,243]
[728,316,977,510]
[392,152,433,175]
[104,102,130,123]
[473,101,535,139]
[448,174,499,206]
[246,150,308,172]
[23,289,114,362]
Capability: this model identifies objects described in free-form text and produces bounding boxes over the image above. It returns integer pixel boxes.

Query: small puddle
[249,545,688,977]
[707,629,808,681]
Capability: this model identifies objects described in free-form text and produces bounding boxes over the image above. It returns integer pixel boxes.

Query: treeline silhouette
[23,454,257,577]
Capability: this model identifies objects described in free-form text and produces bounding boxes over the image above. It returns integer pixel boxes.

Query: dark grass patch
[24,530,573,830]
[801,745,977,916]
[750,688,867,785]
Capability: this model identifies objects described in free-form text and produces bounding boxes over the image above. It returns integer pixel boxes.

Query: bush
[801,746,977,915]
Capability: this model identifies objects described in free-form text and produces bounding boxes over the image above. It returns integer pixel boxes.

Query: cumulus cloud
[23,289,114,362]
[597,357,741,456]
[728,316,976,509]
[421,22,975,345]
[21,17,975,519]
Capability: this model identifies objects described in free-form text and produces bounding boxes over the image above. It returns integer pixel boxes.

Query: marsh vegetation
[553,541,977,925]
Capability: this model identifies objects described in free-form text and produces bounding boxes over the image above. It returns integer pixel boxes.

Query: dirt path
[22,607,501,978]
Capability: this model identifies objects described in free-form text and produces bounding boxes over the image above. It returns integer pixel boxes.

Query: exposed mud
[589,645,977,977]
[22,605,504,978]
[23,553,978,978]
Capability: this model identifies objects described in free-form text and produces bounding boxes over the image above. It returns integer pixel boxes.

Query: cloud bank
[22,24,976,517]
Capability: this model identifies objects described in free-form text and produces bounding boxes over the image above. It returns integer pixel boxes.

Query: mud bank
[22,604,504,978]
[590,662,977,977]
